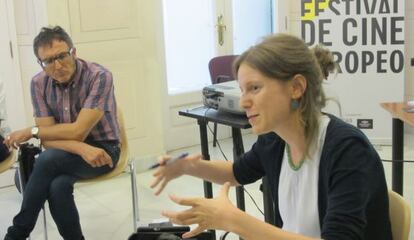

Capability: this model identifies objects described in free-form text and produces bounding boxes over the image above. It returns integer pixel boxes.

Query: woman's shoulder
[322,114,380,165]
[325,114,370,144]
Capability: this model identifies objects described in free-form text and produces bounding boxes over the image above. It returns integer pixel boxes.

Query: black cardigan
[233,114,392,240]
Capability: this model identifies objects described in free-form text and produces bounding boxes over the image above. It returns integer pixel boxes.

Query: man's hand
[80,144,113,168]
[3,128,32,149]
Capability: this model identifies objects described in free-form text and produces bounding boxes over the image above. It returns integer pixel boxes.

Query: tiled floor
[1,132,413,240]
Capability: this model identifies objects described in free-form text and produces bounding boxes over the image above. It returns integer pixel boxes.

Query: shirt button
[65,89,68,93]
[64,107,68,111]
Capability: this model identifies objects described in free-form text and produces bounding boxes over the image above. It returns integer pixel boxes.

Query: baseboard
[369,137,391,146]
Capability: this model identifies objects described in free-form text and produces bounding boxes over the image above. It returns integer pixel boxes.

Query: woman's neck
[275,114,307,165]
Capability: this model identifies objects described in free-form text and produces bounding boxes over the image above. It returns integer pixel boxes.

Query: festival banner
[301,0,405,143]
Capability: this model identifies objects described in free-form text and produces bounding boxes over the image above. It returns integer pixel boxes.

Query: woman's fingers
[157,155,170,165]
[150,175,162,188]
[182,225,206,239]
[169,194,200,207]
[154,179,168,196]
[162,209,198,225]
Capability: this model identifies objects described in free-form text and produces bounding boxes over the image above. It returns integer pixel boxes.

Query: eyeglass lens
[40,49,72,68]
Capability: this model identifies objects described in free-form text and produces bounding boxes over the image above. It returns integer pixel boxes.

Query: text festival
[301,0,404,73]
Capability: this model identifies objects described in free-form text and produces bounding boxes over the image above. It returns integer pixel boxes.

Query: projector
[202,80,245,115]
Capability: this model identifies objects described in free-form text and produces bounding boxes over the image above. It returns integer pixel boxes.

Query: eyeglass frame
[37,48,74,69]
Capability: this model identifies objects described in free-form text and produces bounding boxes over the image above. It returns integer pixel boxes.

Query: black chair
[208,55,239,147]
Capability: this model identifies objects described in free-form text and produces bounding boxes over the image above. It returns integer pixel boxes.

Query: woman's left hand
[162,182,237,239]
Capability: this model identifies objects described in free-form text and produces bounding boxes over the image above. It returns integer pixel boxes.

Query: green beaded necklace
[286,144,305,171]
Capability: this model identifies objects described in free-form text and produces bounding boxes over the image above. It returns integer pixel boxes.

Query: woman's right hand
[150,154,202,195]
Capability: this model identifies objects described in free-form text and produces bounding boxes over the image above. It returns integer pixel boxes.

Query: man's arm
[4,108,103,149]
[3,108,103,149]
[36,108,104,141]
[37,116,112,167]
[42,139,113,168]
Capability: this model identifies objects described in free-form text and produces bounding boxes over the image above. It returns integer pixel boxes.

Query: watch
[31,126,39,139]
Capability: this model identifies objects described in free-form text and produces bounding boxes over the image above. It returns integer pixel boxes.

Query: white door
[163,0,273,150]
[0,0,26,130]
[0,0,26,187]
[10,0,168,170]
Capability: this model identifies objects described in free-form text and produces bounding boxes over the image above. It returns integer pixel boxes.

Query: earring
[291,99,300,111]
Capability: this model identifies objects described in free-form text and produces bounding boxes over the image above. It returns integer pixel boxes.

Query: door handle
[216,14,226,46]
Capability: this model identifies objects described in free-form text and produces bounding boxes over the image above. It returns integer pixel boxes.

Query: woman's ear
[291,74,307,99]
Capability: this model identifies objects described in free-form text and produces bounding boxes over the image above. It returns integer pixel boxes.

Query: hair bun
[312,45,336,79]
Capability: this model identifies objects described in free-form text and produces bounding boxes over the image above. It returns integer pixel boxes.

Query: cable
[219,231,230,240]
[203,108,265,216]
[381,159,414,163]
[243,186,265,216]
[207,124,228,161]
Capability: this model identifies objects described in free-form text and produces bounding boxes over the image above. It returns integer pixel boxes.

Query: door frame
[0,0,26,130]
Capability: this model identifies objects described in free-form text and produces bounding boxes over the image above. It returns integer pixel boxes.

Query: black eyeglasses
[37,48,73,68]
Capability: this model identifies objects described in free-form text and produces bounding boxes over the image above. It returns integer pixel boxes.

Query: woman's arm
[229,209,316,240]
[151,154,238,195]
[163,183,318,240]
[183,157,238,185]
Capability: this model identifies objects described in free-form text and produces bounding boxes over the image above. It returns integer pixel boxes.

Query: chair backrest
[389,190,411,240]
[208,55,239,84]
[79,107,129,183]
[0,150,15,173]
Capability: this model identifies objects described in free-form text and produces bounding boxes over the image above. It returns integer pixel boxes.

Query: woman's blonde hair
[233,33,336,156]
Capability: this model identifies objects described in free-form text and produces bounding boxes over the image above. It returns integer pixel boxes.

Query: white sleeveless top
[278,116,330,238]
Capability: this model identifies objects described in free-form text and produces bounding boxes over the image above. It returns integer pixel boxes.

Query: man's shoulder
[32,71,48,84]
[80,58,111,75]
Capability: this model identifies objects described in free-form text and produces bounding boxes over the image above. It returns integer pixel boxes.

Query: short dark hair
[33,26,74,59]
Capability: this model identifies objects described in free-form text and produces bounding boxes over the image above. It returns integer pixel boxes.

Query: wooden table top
[380,102,414,126]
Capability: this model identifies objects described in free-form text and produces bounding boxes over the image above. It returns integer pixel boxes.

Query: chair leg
[129,160,139,232]
[16,166,48,240]
[213,123,218,147]
[42,206,48,240]
[16,167,24,197]
[16,167,32,240]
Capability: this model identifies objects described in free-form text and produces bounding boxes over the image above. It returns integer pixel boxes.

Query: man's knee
[35,149,71,170]
[49,175,76,198]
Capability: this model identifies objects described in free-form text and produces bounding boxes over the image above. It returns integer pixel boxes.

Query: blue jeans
[5,141,120,240]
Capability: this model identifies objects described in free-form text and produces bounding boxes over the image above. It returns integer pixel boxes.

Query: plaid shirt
[30,58,120,142]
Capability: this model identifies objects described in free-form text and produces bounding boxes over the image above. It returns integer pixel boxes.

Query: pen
[148,152,189,169]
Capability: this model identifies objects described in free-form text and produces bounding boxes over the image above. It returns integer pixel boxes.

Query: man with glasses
[3,26,120,240]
